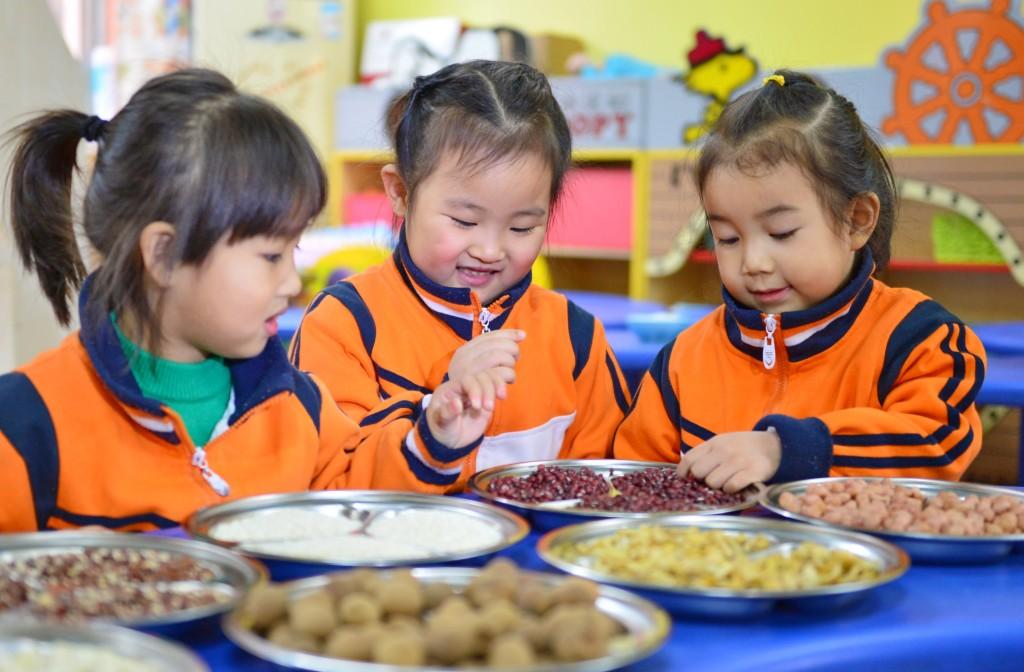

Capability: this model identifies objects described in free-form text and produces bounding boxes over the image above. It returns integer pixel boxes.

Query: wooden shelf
[544,245,631,260]
[688,249,1009,273]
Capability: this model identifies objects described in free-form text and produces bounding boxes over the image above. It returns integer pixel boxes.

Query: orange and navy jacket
[291,233,630,491]
[0,277,478,532]
[614,252,986,482]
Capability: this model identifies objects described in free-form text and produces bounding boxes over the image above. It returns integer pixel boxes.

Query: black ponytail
[5,111,89,325]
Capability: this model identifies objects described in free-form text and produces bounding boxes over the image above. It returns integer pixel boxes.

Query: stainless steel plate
[187,491,529,575]
[0,532,261,632]
[468,459,757,530]
[537,515,908,619]
[761,477,1024,563]
[222,566,671,672]
[0,619,207,671]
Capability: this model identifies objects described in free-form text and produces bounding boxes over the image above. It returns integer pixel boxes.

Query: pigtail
[5,111,89,325]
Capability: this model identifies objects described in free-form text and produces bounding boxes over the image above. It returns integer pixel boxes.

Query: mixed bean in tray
[487,464,747,511]
[0,548,229,622]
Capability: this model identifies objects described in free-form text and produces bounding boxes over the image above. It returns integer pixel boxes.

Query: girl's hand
[447,330,525,382]
[677,430,782,493]
[426,366,515,448]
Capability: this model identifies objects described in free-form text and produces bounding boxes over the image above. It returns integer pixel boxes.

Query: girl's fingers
[722,469,756,494]
[703,460,743,491]
[460,375,483,410]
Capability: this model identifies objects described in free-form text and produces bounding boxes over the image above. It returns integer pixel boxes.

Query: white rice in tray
[367,509,503,554]
[0,640,161,672]
[243,535,426,563]
[210,509,362,543]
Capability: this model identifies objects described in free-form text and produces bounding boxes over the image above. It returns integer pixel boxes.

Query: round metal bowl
[467,459,757,530]
[537,515,909,619]
[186,491,529,579]
[0,531,261,636]
[223,566,671,672]
[0,618,208,671]
[761,477,1024,564]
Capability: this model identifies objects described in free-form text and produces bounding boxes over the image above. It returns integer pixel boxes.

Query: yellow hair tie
[763,74,785,87]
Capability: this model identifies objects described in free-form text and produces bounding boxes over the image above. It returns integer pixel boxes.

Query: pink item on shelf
[548,167,632,250]
[343,191,392,225]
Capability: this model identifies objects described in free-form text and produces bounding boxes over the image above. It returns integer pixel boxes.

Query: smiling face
[384,149,551,306]
[702,161,872,314]
[157,234,302,361]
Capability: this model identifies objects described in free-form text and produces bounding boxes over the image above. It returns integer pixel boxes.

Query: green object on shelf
[931,211,1003,265]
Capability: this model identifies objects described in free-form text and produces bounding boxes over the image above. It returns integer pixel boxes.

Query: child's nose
[280,258,303,298]
[741,242,773,275]
[469,235,503,263]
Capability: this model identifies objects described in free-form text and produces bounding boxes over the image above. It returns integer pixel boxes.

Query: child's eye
[511,226,538,234]
[262,253,283,263]
[715,236,739,246]
[450,217,476,227]
[771,229,797,241]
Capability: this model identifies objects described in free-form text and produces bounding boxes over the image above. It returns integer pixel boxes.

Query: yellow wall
[357,0,952,71]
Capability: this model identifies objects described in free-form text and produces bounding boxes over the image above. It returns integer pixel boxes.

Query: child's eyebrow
[444,198,486,212]
[756,204,797,220]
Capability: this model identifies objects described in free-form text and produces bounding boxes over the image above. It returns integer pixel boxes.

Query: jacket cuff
[754,414,832,483]
[414,414,483,465]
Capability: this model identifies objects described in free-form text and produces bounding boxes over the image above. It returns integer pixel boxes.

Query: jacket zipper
[479,307,495,333]
[762,314,777,370]
[192,446,230,496]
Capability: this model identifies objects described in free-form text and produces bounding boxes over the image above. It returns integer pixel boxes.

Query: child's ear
[380,164,409,217]
[846,192,880,251]
[138,221,177,288]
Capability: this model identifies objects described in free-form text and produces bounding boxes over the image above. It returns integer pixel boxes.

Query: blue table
[973,322,1024,356]
[167,523,1023,671]
[561,291,664,330]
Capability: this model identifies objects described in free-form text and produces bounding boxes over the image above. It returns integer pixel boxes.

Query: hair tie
[762,74,785,88]
[81,115,108,142]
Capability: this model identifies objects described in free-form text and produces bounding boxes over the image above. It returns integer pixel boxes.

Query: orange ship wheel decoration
[883,0,1024,144]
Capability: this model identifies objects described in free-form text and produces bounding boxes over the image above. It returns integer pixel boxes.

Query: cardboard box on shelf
[529,33,584,76]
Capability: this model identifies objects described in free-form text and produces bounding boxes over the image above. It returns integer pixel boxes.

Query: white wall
[0,2,89,369]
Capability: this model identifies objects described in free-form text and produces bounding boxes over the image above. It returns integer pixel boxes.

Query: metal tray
[222,566,671,672]
[468,459,757,530]
[761,477,1024,564]
[0,532,261,636]
[187,491,529,579]
[536,515,908,619]
[0,619,207,671]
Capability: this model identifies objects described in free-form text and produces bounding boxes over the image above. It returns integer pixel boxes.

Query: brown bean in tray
[779,479,1024,536]
[487,464,747,511]
[0,547,229,622]
[239,558,622,667]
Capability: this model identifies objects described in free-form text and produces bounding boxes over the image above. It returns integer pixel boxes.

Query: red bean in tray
[487,465,746,512]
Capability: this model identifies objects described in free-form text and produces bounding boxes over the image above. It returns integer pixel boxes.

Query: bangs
[177,97,326,262]
[408,109,567,207]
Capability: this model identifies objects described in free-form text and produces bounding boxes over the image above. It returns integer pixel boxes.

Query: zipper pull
[479,307,494,333]
[762,314,777,370]
[192,447,230,496]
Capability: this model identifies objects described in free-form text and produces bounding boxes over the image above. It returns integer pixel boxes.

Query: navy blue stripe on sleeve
[0,372,60,530]
[832,425,975,469]
[375,366,432,394]
[567,301,595,380]
[50,508,179,530]
[321,282,377,355]
[291,371,323,433]
[878,300,959,405]
[289,292,330,366]
[400,444,460,486]
[605,353,629,415]
[360,399,421,428]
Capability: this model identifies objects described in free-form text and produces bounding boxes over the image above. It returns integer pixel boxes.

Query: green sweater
[113,318,232,446]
